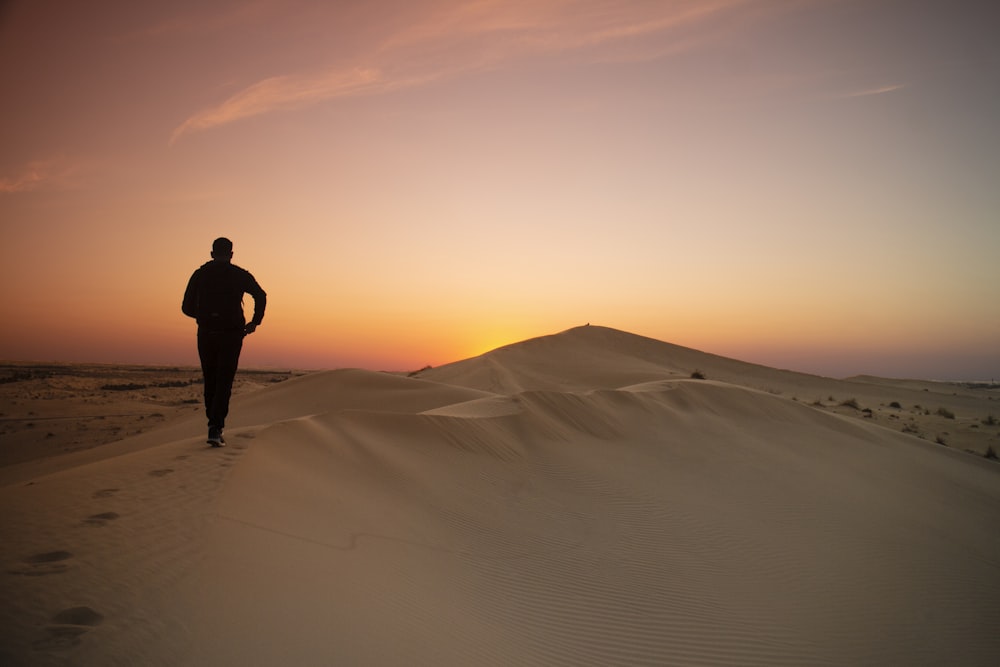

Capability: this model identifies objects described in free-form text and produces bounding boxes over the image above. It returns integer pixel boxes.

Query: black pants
[197,330,244,429]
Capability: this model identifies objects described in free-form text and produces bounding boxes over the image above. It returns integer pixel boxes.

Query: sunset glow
[1,1,998,379]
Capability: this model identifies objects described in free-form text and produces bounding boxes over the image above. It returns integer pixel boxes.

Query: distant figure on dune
[182,237,267,447]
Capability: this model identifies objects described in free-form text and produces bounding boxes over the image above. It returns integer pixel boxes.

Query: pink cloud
[171,0,759,141]
[0,157,85,194]
[838,83,907,98]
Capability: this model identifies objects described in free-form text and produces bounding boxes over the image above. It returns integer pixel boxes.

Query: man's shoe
[207,427,225,447]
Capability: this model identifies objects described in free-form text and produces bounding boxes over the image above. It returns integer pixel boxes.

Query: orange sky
[1,0,998,379]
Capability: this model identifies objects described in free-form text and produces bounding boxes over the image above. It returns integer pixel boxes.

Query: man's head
[211,237,233,262]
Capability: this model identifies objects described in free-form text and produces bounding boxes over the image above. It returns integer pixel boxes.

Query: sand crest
[2,326,999,665]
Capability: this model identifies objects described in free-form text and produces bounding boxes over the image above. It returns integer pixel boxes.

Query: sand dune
[2,326,999,665]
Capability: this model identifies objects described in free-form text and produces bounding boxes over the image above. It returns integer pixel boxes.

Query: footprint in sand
[218,450,242,467]
[83,512,120,527]
[92,488,119,499]
[8,550,73,576]
[32,606,104,651]
[175,454,191,461]
[148,468,173,477]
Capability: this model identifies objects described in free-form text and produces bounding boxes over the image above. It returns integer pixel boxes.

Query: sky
[1,0,998,380]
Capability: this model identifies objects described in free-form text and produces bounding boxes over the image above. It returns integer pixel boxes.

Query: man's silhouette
[182,237,266,446]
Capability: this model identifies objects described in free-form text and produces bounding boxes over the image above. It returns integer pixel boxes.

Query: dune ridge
[2,326,999,665]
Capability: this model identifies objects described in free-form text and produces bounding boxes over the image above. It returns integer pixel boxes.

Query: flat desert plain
[1,326,998,665]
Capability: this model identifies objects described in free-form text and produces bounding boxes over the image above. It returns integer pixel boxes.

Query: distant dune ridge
[1,326,999,665]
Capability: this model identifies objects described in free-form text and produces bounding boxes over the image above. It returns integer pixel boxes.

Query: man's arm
[182,271,200,319]
[243,273,266,335]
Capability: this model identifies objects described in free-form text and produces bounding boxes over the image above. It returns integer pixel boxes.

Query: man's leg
[197,331,220,427]
[209,332,244,431]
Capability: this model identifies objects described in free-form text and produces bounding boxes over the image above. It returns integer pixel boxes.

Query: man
[182,237,267,446]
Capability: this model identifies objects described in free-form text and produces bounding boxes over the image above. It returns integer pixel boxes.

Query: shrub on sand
[936,407,956,420]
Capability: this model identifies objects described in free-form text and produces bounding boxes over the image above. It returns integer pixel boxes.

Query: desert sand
[1,325,999,665]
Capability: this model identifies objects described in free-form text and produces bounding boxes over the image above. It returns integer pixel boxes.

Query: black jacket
[182,260,266,332]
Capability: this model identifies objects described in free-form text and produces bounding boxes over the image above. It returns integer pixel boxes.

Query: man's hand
[244,322,258,335]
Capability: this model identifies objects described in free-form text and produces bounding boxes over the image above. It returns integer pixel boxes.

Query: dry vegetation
[811,387,1000,460]
[0,363,301,468]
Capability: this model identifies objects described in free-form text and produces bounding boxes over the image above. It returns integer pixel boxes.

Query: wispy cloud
[837,83,907,98]
[171,0,758,141]
[171,67,395,143]
[0,157,85,194]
